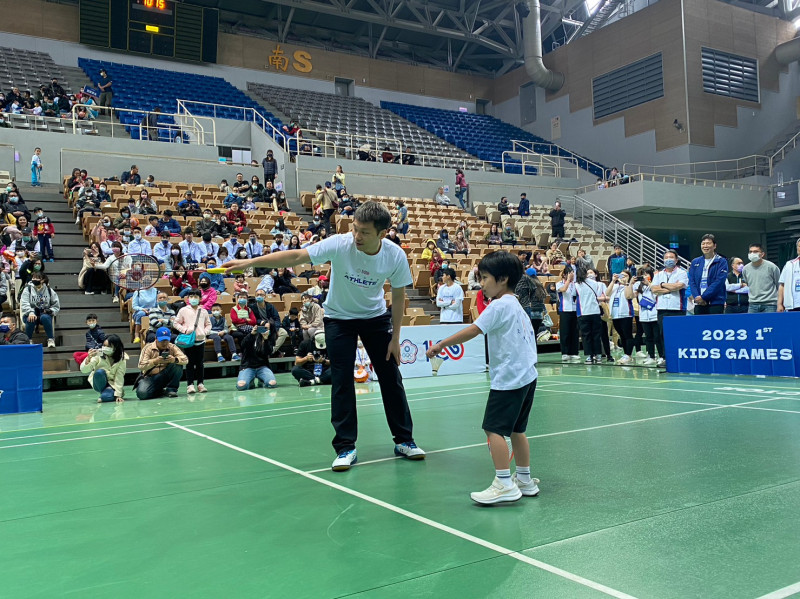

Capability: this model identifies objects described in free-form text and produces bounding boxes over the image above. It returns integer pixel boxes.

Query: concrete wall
[294,156,580,204]
[0,144,17,182]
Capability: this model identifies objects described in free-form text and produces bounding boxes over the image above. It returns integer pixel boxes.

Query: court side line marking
[305,405,727,473]
[754,581,800,599]
[166,421,638,599]
[543,370,800,392]
[0,389,497,450]
[0,385,496,444]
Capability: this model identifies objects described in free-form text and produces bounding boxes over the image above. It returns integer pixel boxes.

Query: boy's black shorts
[482,379,537,437]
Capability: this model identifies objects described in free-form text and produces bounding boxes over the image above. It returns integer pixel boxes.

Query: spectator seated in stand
[209,303,240,362]
[20,273,60,348]
[131,287,158,343]
[0,313,29,345]
[146,292,176,343]
[280,307,303,356]
[121,165,142,187]
[177,191,201,217]
[157,210,182,236]
[434,187,453,206]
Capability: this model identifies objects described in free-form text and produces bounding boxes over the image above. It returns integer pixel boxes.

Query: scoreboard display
[79,0,218,63]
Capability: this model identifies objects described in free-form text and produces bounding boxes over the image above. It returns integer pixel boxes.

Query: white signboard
[551,116,561,140]
[397,324,486,379]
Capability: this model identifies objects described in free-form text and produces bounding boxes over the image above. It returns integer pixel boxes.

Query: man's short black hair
[163,210,173,217]
[184,227,193,235]
[478,250,523,289]
[86,313,98,321]
[354,201,392,232]
[441,267,456,280]
[748,242,764,252]
[701,233,716,244]
[1,313,17,325]
[132,226,142,233]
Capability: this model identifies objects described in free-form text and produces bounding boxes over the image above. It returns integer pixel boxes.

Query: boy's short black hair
[184,227,193,235]
[186,289,201,298]
[354,201,392,232]
[441,267,456,280]
[86,313,98,321]
[289,307,299,315]
[33,206,42,212]
[148,215,159,223]
[478,250,523,289]
[212,303,221,309]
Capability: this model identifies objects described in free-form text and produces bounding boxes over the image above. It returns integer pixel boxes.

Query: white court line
[166,421,638,599]
[306,405,727,473]
[0,426,174,450]
[0,385,495,445]
[544,370,800,392]
[754,581,800,599]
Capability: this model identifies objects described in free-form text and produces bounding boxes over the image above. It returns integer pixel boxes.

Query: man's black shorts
[482,379,537,437]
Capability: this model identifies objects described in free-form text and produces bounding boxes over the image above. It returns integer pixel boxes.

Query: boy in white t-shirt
[435,267,464,323]
[225,201,425,472]
[428,251,539,505]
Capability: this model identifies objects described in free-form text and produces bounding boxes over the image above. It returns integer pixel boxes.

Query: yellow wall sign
[268,45,313,74]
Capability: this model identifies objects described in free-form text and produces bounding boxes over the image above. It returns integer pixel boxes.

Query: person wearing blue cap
[134,326,189,400]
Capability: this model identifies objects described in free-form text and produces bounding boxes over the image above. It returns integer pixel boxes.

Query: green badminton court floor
[1,356,799,599]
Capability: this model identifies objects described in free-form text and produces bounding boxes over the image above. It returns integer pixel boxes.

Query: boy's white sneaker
[332,449,357,471]
[470,477,522,505]
[635,350,648,359]
[561,354,569,362]
[640,357,657,367]
[512,475,540,497]
[656,358,666,367]
[569,355,581,363]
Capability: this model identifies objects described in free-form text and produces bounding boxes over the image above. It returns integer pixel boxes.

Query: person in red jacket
[33,206,56,262]
[226,202,247,229]
[230,291,256,341]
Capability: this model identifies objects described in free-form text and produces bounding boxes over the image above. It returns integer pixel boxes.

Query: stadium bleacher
[78,58,285,142]
[382,101,609,178]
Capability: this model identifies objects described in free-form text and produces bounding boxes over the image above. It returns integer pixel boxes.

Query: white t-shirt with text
[474,294,537,391]
[306,233,413,319]
[436,282,464,323]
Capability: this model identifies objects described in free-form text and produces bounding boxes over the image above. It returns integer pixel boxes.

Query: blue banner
[663,312,800,378]
[0,345,43,414]
[82,86,100,99]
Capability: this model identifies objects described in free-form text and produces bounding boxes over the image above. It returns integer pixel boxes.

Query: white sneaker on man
[394,441,426,460]
[640,357,657,367]
[617,355,632,365]
[561,354,569,362]
[656,358,666,367]
[470,477,522,505]
[186,384,196,394]
[635,350,648,359]
[512,475,540,497]
[332,449,357,471]
[569,355,581,363]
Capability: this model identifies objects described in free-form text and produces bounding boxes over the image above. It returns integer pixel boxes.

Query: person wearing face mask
[173,289,212,394]
[574,265,607,364]
[299,291,324,341]
[250,289,281,338]
[633,267,661,366]
[605,272,636,365]
[21,274,60,348]
[18,256,45,295]
[262,150,278,184]
[146,293,176,343]
[4,191,31,223]
[652,250,689,367]
[196,273,218,310]
[256,269,276,294]
[131,286,159,343]
[270,234,288,253]
[276,189,291,214]
[725,257,749,314]
[223,234,243,258]
[249,176,265,201]
[0,313,30,345]
[75,181,101,224]
[236,321,278,390]
[741,243,780,313]
[501,223,517,247]
[177,190,202,218]
[12,227,39,255]
[436,229,455,256]
[196,211,217,238]
[688,233,728,315]
[135,190,158,215]
[94,242,127,303]
[279,307,303,355]
[203,258,226,293]
[306,215,324,237]
[126,226,152,256]
[557,265,580,362]
[153,231,173,265]
[209,302,240,362]
[246,233,263,259]
[80,335,128,403]
[231,292,257,339]
[113,208,133,231]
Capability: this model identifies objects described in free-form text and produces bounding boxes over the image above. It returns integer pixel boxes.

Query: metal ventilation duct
[521,0,565,91]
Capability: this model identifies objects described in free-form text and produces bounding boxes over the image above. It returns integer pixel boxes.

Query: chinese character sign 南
[268,45,313,74]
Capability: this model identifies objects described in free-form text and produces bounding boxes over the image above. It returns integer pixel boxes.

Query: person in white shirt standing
[652,250,688,367]
[606,271,635,364]
[225,201,425,471]
[557,265,580,362]
[574,265,607,364]
[436,267,464,323]
[633,267,661,366]
[777,237,800,313]
[427,251,539,505]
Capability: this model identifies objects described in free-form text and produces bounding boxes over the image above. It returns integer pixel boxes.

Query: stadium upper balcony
[382,102,608,179]
[78,59,285,138]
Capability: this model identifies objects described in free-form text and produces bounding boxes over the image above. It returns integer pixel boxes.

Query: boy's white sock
[495,469,513,488]
[515,466,531,484]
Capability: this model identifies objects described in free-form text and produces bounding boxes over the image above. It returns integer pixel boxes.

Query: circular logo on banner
[399,339,418,364]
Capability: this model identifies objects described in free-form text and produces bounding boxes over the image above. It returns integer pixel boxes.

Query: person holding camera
[80,334,128,403]
[236,321,278,390]
[134,327,189,400]
[292,331,331,387]
[20,274,60,348]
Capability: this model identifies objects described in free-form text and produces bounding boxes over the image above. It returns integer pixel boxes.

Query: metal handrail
[68,103,216,146]
[575,173,770,194]
[176,99,287,147]
[511,139,606,176]
[623,154,770,181]
[770,128,800,166]
[558,193,691,270]
[501,149,578,178]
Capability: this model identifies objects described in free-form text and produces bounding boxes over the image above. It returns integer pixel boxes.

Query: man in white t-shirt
[436,267,464,323]
[777,237,800,313]
[225,201,425,471]
[652,250,688,367]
